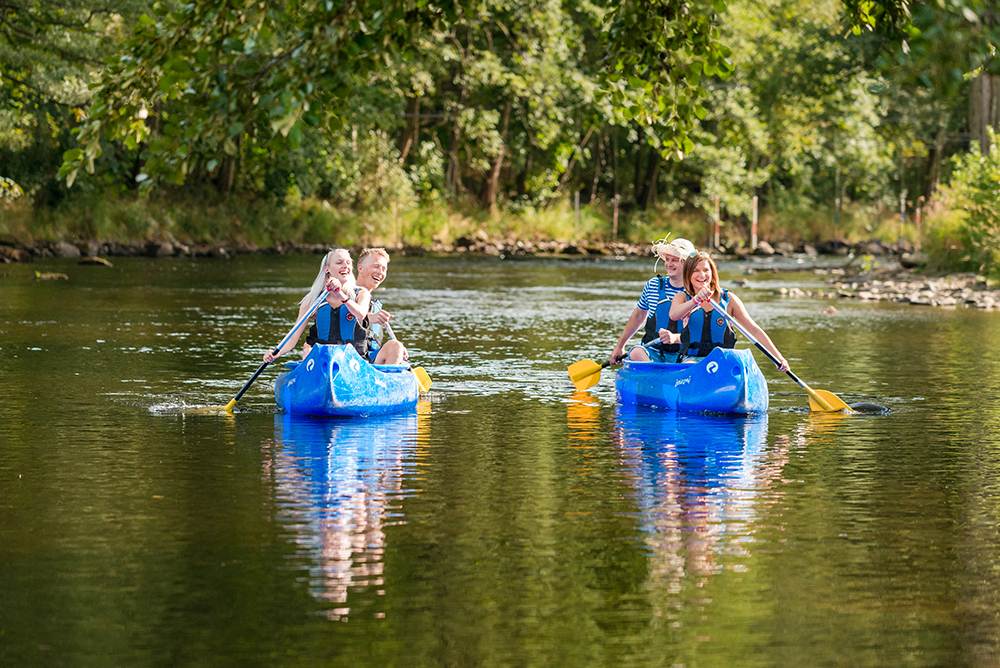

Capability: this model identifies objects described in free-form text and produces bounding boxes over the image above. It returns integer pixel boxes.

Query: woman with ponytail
[263,248,373,362]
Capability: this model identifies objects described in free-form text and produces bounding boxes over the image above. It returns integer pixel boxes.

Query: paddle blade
[224,398,237,414]
[180,402,236,415]
[413,366,432,394]
[567,359,603,391]
[807,388,852,413]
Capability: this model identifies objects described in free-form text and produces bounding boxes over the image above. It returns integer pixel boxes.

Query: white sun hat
[654,237,696,260]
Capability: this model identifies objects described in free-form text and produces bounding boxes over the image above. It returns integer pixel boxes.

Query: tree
[0,1,143,199]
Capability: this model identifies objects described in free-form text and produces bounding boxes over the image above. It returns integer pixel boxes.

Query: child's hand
[658,328,680,345]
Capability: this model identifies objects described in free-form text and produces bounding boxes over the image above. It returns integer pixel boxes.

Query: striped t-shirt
[636,275,685,314]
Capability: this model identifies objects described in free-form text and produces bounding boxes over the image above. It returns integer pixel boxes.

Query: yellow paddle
[412,367,432,394]
[567,357,617,392]
[707,298,851,413]
[568,341,663,391]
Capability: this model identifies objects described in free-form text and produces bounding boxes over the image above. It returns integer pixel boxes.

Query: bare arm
[668,291,689,321]
[670,286,713,322]
[337,286,372,322]
[611,307,648,363]
[727,295,789,372]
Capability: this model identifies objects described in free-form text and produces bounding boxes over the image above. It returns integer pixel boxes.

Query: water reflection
[613,407,786,591]
[271,406,430,620]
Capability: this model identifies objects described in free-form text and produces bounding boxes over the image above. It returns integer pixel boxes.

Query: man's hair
[359,247,390,266]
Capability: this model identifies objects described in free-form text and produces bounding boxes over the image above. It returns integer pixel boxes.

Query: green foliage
[925,130,1000,277]
[602,0,732,160]
[1,0,992,250]
[61,0,452,189]
[0,1,145,198]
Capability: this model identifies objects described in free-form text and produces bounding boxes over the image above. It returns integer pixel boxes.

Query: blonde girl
[263,248,373,362]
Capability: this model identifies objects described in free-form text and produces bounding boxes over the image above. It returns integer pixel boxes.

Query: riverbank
[761,264,999,311]
[9,231,995,310]
[0,231,917,263]
[826,270,999,310]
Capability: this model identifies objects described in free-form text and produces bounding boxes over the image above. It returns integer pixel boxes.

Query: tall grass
[0,190,937,252]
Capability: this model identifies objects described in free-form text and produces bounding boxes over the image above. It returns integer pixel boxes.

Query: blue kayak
[615,347,768,414]
[274,344,420,417]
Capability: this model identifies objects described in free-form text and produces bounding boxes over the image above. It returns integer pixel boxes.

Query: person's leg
[374,340,407,364]
[628,346,650,361]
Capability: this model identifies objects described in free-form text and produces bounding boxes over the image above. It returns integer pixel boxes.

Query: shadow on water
[269,404,430,621]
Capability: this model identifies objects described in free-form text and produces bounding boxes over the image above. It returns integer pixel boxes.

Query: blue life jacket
[641,275,681,353]
[306,289,368,357]
[680,289,736,358]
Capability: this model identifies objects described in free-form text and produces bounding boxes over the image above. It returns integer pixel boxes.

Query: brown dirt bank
[0,233,917,264]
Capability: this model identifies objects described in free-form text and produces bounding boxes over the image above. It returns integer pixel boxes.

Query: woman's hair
[300,248,355,307]
[683,251,721,302]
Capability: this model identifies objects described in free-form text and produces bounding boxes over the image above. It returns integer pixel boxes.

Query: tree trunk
[588,132,603,203]
[970,73,1000,152]
[643,149,660,209]
[924,121,948,198]
[557,127,595,192]
[220,135,240,194]
[484,101,511,216]
[399,96,421,164]
[634,141,646,208]
[446,109,463,195]
[611,130,619,203]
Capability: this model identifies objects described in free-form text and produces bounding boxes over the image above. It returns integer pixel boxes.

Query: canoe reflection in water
[613,406,789,589]
[271,404,430,620]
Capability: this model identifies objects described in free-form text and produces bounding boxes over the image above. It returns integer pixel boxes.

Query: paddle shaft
[229,289,330,406]
[705,298,816,393]
[370,302,398,345]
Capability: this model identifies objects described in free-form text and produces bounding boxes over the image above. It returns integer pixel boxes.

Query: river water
[2,254,999,665]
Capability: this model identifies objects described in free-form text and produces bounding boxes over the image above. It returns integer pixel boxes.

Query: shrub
[925,131,1000,278]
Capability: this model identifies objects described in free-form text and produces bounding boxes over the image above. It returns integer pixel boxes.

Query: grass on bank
[1,192,922,247]
[3,191,995,282]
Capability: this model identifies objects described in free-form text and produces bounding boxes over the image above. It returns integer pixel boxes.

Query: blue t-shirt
[636,276,685,314]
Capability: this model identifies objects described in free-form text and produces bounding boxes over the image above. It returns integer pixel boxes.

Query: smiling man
[356,247,408,365]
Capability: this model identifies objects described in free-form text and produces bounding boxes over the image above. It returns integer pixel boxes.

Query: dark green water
[2,255,999,665]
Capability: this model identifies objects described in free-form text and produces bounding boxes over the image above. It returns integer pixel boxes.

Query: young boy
[610,237,697,363]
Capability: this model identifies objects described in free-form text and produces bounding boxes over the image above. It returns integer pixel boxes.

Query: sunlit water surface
[2,255,1000,665]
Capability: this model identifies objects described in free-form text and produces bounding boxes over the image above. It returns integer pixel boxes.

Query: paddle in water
[567,357,619,392]
[706,298,851,413]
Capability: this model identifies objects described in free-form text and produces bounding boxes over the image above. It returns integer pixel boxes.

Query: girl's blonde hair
[300,248,355,307]
[683,251,722,303]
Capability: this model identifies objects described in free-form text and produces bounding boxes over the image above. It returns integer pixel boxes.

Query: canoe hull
[615,348,768,415]
[274,344,419,417]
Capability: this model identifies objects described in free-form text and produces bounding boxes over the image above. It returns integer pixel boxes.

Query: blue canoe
[274,344,420,417]
[615,347,769,414]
